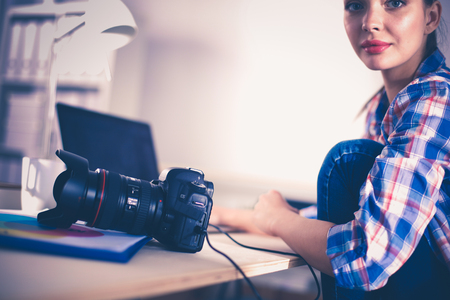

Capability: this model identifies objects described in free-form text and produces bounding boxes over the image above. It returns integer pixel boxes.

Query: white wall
[110,0,449,205]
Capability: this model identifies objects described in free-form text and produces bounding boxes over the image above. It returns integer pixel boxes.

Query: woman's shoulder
[398,64,450,105]
[411,49,450,88]
[416,66,450,85]
[390,68,450,126]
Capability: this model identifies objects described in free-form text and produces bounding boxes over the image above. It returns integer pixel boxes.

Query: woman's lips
[361,40,391,54]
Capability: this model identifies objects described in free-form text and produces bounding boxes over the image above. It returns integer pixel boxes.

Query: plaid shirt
[326,49,450,291]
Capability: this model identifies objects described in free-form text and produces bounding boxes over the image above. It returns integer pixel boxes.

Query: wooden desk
[0,231,304,300]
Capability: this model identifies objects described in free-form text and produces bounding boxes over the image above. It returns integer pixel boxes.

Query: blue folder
[0,211,151,262]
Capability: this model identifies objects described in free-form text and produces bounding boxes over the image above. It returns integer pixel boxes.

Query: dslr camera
[38,150,214,252]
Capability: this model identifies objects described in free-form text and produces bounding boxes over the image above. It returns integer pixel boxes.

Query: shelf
[0,1,113,161]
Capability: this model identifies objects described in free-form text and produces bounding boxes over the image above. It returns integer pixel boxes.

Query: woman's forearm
[251,190,335,276]
[270,209,335,276]
[211,201,336,276]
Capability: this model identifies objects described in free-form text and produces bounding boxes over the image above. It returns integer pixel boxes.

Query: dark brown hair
[424,0,439,56]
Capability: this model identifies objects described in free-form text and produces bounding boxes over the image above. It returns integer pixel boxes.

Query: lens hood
[37,150,92,228]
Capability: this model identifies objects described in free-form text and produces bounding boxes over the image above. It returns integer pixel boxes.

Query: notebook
[0,210,151,262]
[56,103,159,181]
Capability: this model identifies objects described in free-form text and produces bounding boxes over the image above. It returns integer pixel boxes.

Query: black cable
[205,232,263,300]
[207,224,321,300]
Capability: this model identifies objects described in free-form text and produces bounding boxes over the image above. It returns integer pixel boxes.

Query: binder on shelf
[5,22,23,79]
[4,18,55,83]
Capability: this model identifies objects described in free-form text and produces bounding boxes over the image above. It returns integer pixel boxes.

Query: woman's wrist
[270,208,300,237]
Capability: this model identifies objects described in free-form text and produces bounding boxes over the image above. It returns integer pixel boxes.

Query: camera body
[149,167,214,251]
[38,150,213,253]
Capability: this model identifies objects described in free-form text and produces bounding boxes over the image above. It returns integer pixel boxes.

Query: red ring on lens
[91,169,106,226]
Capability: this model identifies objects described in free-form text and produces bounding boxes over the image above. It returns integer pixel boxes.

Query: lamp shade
[84,0,138,51]
[52,0,138,76]
[13,0,138,51]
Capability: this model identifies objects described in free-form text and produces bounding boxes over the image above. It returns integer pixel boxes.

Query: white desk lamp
[13,0,137,159]
[12,0,138,211]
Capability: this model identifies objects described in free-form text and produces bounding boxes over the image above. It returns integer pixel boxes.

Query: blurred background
[0,0,449,209]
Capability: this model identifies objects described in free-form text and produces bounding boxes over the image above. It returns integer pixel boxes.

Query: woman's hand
[253,190,335,275]
[252,190,299,236]
[209,206,268,235]
[210,191,335,275]
[209,190,299,236]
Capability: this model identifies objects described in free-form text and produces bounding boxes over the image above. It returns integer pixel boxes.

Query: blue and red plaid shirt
[326,49,450,291]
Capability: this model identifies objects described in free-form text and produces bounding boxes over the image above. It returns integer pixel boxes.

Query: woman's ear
[425,0,442,35]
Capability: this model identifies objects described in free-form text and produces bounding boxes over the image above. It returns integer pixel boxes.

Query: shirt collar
[414,48,447,78]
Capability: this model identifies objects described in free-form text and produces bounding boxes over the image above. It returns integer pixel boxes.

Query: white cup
[21,157,66,212]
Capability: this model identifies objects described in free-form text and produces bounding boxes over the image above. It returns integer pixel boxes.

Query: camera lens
[75,169,164,236]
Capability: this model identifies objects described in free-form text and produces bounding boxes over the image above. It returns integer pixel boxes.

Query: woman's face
[344,0,433,73]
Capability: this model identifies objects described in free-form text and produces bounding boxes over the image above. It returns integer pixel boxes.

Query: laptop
[56,103,159,181]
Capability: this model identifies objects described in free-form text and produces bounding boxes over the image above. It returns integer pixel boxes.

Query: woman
[212,0,450,299]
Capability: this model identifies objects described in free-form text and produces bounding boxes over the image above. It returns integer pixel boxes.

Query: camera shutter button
[189,182,206,194]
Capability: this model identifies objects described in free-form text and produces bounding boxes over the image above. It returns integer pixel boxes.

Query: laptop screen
[56,103,159,181]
